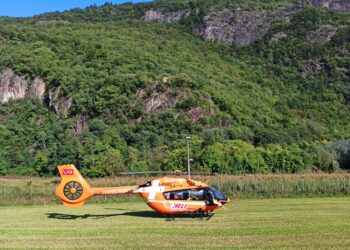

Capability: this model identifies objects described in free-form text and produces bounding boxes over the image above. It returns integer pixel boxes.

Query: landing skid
[165,211,214,221]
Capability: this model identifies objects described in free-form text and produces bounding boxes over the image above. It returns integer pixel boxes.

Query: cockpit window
[163,189,206,200]
[163,187,226,202]
[163,190,189,200]
[208,187,227,201]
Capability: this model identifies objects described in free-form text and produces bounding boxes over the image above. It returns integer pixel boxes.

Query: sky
[0,0,153,18]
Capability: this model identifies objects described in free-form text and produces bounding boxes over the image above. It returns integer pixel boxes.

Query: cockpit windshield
[208,187,227,201]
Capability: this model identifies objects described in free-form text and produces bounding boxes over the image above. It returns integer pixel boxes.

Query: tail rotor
[63,181,83,200]
[55,165,94,207]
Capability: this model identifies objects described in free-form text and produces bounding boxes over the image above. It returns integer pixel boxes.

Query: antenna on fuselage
[186,136,191,179]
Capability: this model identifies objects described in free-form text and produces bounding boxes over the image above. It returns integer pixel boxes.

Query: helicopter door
[204,188,215,206]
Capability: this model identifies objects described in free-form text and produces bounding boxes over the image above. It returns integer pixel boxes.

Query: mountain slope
[0,0,349,176]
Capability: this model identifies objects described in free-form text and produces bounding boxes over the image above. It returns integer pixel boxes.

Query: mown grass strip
[0,197,349,249]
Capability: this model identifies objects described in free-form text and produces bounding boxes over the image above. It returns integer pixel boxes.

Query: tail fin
[55,165,94,208]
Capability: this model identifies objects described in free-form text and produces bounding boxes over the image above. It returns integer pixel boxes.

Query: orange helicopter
[55,165,231,219]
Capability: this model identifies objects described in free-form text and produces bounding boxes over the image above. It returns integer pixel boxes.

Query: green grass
[0,197,349,249]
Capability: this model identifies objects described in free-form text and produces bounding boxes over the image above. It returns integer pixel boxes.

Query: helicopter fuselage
[134,177,230,214]
[55,165,230,215]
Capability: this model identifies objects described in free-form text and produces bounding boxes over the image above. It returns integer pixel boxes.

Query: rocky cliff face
[48,87,72,118]
[143,6,300,46]
[73,114,89,133]
[142,9,190,23]
[187,106,215,122]
[308,0,350,12]
[0,68,27,104]
[141,0,350,46]
[0,68,46,104]
[136,81,184,113]
[302,60,327,78]
[142,6,301,46]
[0,68,73,117]
[200,7,299,46]
[28,77,46,102]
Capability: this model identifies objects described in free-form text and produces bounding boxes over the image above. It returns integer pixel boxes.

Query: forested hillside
[0,0,349,176]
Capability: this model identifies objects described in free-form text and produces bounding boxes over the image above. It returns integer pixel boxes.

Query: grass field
[0,197,349,249]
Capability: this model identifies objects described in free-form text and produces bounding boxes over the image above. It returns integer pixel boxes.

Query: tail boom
[92,186,138,195]
[55,165,138,208]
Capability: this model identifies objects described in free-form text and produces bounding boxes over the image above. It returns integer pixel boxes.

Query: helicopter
[55,164,231,219]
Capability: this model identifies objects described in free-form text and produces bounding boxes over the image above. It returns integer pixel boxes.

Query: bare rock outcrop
[141,1,349,46]
[302,60,327,78]
[0,68,28,104]
[307,0,350,12]
[200,7,300,46]
[0,68,47,104]
[73,114,88,133]
[136,82,185,113]
[145,92,178,112]
[199,11,235,45]
[27,77,46,102]
[307,25,338,43]
[142,9,190,23]
[141,1,350,46]
[187,107,215,122]
[142,6,298,46]
[49,87,72,118]
[0,68,72,116]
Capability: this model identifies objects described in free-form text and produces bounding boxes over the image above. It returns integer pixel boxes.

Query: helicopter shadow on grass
[46,210,213,221]
[46,210,164,220]
[102,207,215,221]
